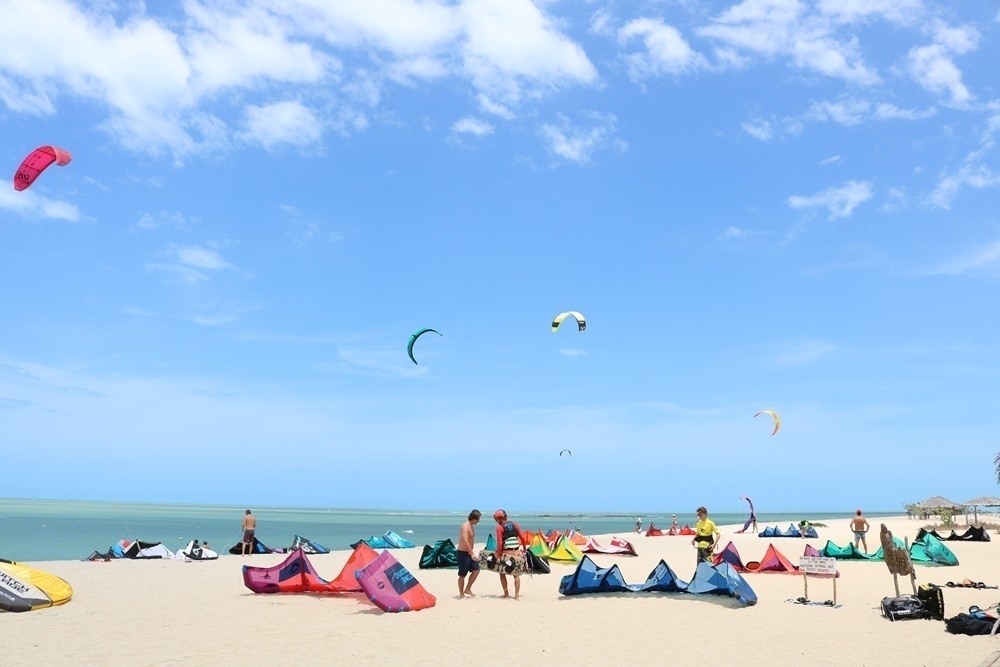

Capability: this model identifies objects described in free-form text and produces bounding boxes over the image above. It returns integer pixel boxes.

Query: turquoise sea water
[0,499,898,561]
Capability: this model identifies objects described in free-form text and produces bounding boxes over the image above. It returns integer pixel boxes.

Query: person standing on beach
[494,510,524,600]
[671,515,679,534]
[634,517,642,534]
[457,510,481,599]
[241,510,256,556]
[692,506,720,566]
[850,510,870,552]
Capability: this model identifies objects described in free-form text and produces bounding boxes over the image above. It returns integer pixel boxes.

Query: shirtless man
[850,510,870,552]
[241,510,256,556]
[457,510,481,598]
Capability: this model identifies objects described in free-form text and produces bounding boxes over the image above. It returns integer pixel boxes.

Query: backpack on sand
[881,595,928,621]
[917,584,945,620]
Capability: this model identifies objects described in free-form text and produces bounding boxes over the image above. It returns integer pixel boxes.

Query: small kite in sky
[14,146,72,191]
[407,328,441,365]
[754,410,781,436]
[552,311,585,332]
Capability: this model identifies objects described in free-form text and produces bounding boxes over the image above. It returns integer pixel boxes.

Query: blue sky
[1,0,999,513]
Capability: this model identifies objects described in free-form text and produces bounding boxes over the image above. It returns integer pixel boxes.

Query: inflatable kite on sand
[242,544,377,594]
[551,311,586,332]
[754,410,780,436]
[0,559,73,612]
[13,146,72,191]
[355,550,436,612]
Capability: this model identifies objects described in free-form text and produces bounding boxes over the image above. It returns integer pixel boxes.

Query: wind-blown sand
[6,516,999,666]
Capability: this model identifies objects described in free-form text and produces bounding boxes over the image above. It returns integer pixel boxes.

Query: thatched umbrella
[964,496,1000,522]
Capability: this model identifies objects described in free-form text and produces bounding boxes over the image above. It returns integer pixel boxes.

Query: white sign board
[799,556,837,575]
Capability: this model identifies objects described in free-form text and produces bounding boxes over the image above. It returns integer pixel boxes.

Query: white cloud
[0,0,599,159]
[773,339,837,365]
[698,0,880,85]
[787,180,874,220]
[926,163,1000,209]
[921,241,1000,277]
[817,0,924,25]
[908,26,979,107]
[172,245,234,271]
[540,112,627,163]
[617,18,704,80]
[742,119,773,140]
[145,263,209,286]
[136,211,191,231]
[819,155,842,165]
[459,0,598,103]
[723,226,767,239]
[241,100,323,150]
[871,103,936,121]
[476,93,514,119]
[0,187,80,221]
[879,186,908,212]
[807,99,870,126]
[184,1,333,95]
[804,99,936,128]
[558,348,586,357]
[452,116,494,136]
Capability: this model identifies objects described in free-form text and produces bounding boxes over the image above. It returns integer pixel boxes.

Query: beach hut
[911,496,966,521]
[964,496,1000,523]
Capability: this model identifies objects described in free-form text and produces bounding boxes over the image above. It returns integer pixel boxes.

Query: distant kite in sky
[552,311,586,332]
[407,328,441,365]
[14,146,72,191]
[559,449,572,456]
[754,410,781,436]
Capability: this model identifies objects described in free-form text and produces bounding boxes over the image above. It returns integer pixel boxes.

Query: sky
[1,0,999,514]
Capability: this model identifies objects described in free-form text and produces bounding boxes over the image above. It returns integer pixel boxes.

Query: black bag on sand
[881,595,928,621]
[945,613,998,636]
[917,584,945,620]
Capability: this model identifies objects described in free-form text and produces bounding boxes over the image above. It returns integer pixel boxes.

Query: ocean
[0,498,898,561]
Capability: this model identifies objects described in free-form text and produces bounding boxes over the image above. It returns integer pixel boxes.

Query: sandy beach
[6,515,999,666]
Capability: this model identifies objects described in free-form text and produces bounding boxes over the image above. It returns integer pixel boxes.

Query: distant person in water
[457,510,481,599]
[241,510,256,556]
[850,510,870,553]
[494,510,524,600]
[692,507,720,566]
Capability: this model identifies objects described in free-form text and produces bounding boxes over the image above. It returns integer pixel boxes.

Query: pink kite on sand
[355,550,436,613]
[13,146,72,191]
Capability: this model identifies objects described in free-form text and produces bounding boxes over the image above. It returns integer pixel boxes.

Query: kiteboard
[478,550,527,577]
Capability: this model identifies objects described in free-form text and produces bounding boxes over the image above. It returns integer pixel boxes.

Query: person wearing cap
[493,509,524,600]
[691,506,720,566]
[850,510,870,552]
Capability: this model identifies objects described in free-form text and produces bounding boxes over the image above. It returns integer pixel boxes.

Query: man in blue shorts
[457,509,481,598]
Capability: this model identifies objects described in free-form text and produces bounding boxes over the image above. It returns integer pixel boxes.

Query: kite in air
[551,311,586,332]
[407,328,441,365]
[559,449,572,456]
[13,146,72,191]
[754,410,780,436]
